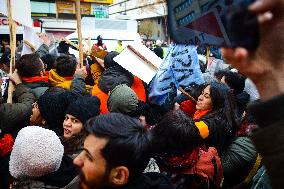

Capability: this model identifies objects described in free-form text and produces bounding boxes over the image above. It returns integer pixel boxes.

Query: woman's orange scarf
[193,109,211,121]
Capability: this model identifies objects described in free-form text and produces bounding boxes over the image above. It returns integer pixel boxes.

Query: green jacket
[0,84,35,137]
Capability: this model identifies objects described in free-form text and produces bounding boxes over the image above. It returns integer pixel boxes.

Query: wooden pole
[87,36,92,53]
[62,38,80,50]
[24,40,36,53]
[127,45,158,71]
[7,0,17,104]
[205,46,210,66]
[75,0,83,68]
[178,87,196,102]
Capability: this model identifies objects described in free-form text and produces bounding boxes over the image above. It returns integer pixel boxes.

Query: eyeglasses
[39,64,47,72]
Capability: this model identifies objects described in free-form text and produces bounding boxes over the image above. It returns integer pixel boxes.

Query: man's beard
[78,168,111,189]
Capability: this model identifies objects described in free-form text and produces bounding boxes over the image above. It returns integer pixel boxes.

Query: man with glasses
[15,53,50,99]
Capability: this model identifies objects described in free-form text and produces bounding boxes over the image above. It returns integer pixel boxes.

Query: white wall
[41,18,76,31]
[109,0,167,20]
[109,0,168,41]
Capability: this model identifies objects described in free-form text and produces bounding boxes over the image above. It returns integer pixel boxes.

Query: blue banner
[149,44,204,105]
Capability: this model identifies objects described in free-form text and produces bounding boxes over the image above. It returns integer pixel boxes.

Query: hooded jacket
[23,81,50,99]
[92,66,146,114]
[248,93,284,189]
[0,84,35,136]
[49,69,92,94]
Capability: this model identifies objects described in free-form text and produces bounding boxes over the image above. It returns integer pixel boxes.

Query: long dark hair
[202,82,240,141]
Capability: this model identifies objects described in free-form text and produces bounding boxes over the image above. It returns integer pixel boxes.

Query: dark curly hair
[55,55,77,77]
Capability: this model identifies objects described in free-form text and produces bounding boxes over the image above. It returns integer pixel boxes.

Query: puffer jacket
[0,84,35,136]
[98,65,134,94]
[92,65,147,114]
[48,69,92,95]
[221,137,258,187]
[248,93,284,189]
[23,82,50,99]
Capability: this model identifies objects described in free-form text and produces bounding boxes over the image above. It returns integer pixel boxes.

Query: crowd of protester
[0,0,283,188]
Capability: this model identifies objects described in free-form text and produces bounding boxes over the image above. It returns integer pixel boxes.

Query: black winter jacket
[0,84,35,137]
[248,93,284,189]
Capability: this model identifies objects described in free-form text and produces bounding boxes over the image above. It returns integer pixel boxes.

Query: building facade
[30,0,113,39]
[109,0,168,42]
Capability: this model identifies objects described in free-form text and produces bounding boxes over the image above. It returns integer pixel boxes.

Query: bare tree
[137,0,168,41]
[138,19,157,40]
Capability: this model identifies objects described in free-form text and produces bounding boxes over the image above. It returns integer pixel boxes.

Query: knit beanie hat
[107,84,139,115]
[9,126,64,178]
[104,51,119,69]
[66,96,101,124]
[38,91,78,135]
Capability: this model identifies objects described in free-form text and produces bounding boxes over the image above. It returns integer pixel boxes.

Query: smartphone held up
[167,0,259,50]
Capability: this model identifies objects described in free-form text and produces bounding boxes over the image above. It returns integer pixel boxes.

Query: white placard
[22,26,43,55]
[0,0,32,27]
[114,42,162,84]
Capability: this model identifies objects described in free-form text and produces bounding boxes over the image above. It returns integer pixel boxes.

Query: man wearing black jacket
[74,113,173,189]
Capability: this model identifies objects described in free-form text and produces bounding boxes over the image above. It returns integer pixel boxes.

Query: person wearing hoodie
[9,126,77,189]
[49,55,77,89]
[49,55,92,94]
[62,96,101,159]
[92,52,147,114]
[74,113,174,189]
[107,84,152,128]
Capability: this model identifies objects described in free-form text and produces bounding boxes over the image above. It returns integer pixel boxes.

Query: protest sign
[0,0,32,27]
[113,42,163,84]
[149,44,204,105]
[22,26,43,55]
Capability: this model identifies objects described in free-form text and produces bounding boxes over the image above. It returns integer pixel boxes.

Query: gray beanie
[9,126,64,178]
[107,84,139,114]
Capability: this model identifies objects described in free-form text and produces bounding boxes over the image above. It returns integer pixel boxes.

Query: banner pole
[7,0,17,104]
[205,46,210,66]
[75,0,84,68]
